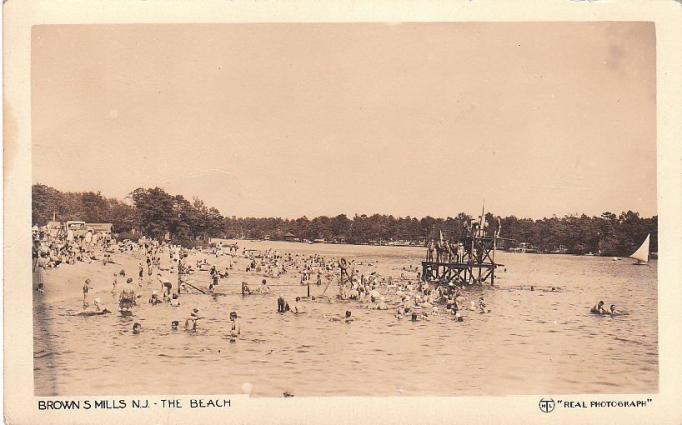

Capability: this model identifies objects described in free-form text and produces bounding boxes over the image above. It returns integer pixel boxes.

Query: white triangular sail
[629,234,650,263]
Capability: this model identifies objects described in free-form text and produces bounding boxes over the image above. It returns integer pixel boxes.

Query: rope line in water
[184,283,321,288]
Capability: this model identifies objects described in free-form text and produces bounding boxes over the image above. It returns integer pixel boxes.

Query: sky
[32,22,657,219]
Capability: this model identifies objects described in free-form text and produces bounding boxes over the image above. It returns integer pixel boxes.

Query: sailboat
[629,234,650,265]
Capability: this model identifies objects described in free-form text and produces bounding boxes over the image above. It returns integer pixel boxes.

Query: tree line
[32,184,657,256]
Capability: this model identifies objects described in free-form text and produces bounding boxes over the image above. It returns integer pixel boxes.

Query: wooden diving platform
[421,236,503,285]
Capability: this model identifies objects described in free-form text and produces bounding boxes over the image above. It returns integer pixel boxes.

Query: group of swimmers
[129,309,240,339]
[177,308,240,338]
[52,234,510,346]
[591,301,620,315]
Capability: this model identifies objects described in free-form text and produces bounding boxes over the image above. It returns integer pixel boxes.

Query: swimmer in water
[329,310,354,323]
[93,297,110,313]
[277,295,288,313]
[149,291,162,305]
[112,271,121,296]
[591,300,607,314]
[119,278,136,311]
[411,304,424,321]
[170,293,180,307]
[159,276,173,300]
[469,300,477,311]
[209,273,219,294]
[185,308,200,330]
[132,322,142,334]
[478,297,487,313]
[171,320,179,330]
[292,297,305,314]
[259,279,270,294]
[451,300,463,321]
[229,311,240,338]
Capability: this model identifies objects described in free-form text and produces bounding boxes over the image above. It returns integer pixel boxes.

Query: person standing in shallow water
[82,279,91,308]
[277,295,287,313]
[138,263,144,286]
[119,278,136,311]
[185,308,200,330]
[478,297,487,313]
[229,311,240,338]
[209,272,219,294]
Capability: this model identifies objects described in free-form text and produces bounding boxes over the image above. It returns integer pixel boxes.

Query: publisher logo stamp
[539,398,556,413]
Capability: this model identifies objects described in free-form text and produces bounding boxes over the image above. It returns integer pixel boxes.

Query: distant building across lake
[283,232,299,242]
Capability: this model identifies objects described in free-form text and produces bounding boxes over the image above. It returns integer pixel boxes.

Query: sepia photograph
[28,22,661,398]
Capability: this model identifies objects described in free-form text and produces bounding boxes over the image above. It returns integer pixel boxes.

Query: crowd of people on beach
[34,223,504,342]
[34,225,626,354]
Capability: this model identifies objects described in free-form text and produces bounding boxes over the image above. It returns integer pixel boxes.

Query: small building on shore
[85,223,113,236]
[44,221,63,237]
[283,232,297,242]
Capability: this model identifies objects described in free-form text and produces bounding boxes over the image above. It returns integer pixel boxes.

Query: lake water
[34,241,658,396]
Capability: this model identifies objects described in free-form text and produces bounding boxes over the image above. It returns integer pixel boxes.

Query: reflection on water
[34,242,657,396]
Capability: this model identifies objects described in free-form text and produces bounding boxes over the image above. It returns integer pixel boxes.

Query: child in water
[132,322,142,334]
[478,297,487,313]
